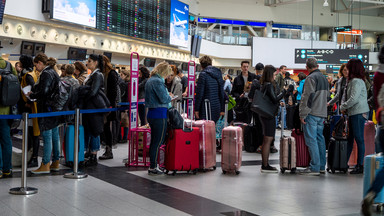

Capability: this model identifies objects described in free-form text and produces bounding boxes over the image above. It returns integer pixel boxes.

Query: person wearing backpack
[0,55,18,179]
[29,54,61,174]
[18,55,41,168]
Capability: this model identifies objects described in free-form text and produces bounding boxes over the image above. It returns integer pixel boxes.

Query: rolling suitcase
[323,121,331,150]
[327,137,349,173]
[64,125,85,166]
[291,129,310,167]
[363,154,384,208]
[279,106,296,174]
[165,98,200,175]
[221,101,243,174]
[349,121,376,166]
[243,114,263,153]
[192,99,216,171]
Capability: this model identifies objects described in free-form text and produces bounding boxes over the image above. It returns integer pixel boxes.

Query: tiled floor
[1,130,383,216]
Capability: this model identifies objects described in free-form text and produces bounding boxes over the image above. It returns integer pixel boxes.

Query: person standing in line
[30,54,61,174]
[275,65,287,93]
[373,46,384,153]
[223,74,232,95]
[340,59,369,174]
[296,72,306,103]
[74,61,88,85]
[166,65,183,108]
[178,68,188,98]
[138,66,150,126]
[0,54,17,178]
[299,58,329,176]
[99,55,119,160]
[194,55,225,123]
[258,65,286,173]
[18,55,41,168]
[145,62,172,175]
[254,63,264,80]
[327,63,348,113]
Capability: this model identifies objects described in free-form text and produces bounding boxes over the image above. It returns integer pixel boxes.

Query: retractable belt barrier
[6,102,143,196]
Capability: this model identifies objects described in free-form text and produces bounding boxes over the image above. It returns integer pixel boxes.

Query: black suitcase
[327,137,348,174]
[286,105,295,130]
[323,121,331,150]
[243,114,263,152]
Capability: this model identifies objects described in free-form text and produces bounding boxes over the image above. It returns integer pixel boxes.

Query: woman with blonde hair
[145,61,172,175]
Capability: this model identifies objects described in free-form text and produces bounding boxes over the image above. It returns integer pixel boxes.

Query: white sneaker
[298,168,320,176]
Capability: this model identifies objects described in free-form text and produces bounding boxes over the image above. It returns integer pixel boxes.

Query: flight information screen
[96,0,171,44]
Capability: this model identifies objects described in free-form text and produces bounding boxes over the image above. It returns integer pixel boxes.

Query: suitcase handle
[204,99,212,121]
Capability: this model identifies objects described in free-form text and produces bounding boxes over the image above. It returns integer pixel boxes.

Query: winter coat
[104,70,119,121]
[138,77,148,100]
[299,69,329,119]
[168,76,182,108]
[29,66,61,131]
[231,72,257,99]
[195,66,225,123]
[340,78,369,116]
[81,69,108,137]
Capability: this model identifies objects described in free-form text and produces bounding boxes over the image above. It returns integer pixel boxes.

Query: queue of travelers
[0,47,384,216]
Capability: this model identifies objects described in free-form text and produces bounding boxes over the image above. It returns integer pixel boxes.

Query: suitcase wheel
[290,168,296,174]
[193,169,198,175]
[280,168,286,174]
[213,166,216,170]
[331,168,336,174]
[172,170,177,176]
[377,204,384,212]
[222,170,227,174]
[342,168,348,174]
[235,171,240,175]
[165,170,169,175]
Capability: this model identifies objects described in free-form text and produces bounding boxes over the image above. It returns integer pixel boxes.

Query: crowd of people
[1,47,384,215]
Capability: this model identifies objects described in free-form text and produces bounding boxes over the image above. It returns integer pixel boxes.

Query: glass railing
[189,25,252,46]
[337,42,381,52]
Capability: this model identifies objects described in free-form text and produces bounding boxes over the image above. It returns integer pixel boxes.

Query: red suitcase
[291,129,310,167]
[348,121,376,166]
[221,126,243,174]
[193,120,216,170]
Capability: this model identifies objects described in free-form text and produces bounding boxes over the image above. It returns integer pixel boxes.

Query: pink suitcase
[193,120,216,170]
[348,121,376,166]
[221,126,243,174]
[279,107,297,173]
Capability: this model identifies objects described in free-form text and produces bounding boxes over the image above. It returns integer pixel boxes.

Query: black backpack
[0,62,20,106]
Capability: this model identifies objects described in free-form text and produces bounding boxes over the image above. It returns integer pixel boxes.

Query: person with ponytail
[29,54,61,174]
[81,54,108,166]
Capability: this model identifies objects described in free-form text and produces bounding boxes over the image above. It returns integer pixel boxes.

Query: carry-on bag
[279,106,297,174]
[327,137,349,173]
[349,121,376,166]
[221,101,243,174]
[243,114,263,153]
[64,125,85,166]
[363,154,384,208]
[291,129,310,168]
[165,98,200,175]
[192,99,216,171]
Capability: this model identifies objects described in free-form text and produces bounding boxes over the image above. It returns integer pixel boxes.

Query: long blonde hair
[150,61,172,78]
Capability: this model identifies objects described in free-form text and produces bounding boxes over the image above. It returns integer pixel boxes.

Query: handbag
[250,88,278,119]
[228,95,236,111]
[215,116,225,139]
[167,107,183,130]
[121,111,129,127]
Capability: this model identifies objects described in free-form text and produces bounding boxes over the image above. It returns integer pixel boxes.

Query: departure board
[96,0,171,44]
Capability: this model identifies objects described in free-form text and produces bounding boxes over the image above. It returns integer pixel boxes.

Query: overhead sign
[198,17,266,27]
[326,64,371,74]
[334,26,352,32]
[272,23,302,30]
[338,29,363,35]
[294,49,369,65]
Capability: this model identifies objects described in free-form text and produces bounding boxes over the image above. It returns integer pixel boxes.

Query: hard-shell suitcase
[279,106,296,173]
[221,101,243,174]
[363,154,384,206]
[165,98,200,175]
[291,129,310,167]
[193,120,216,170]
[327,137,349,173]
[64,125,85,165]
[349,121,376,166]
[221,126,243,174]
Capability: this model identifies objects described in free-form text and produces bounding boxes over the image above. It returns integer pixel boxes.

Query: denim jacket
[145,74,171,109]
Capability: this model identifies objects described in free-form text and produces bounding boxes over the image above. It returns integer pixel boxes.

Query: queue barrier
[3,102,143,195]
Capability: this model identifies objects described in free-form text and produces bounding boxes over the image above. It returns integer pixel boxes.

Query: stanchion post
[9,113,38,195]
[64,108,88,179]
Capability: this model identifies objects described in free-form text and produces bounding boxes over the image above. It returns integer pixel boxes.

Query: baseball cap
[255,63,264,70]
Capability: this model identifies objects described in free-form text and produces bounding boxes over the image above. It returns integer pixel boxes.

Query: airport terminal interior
[1,0,384,215]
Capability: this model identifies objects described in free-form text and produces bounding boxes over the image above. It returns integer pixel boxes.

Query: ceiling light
[323,0,329,7]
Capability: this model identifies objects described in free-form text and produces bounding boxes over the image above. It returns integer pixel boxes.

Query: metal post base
[9,187,38,195]
[64,172,88,179]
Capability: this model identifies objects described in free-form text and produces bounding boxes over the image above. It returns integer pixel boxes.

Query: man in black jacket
[231,61,257,123]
